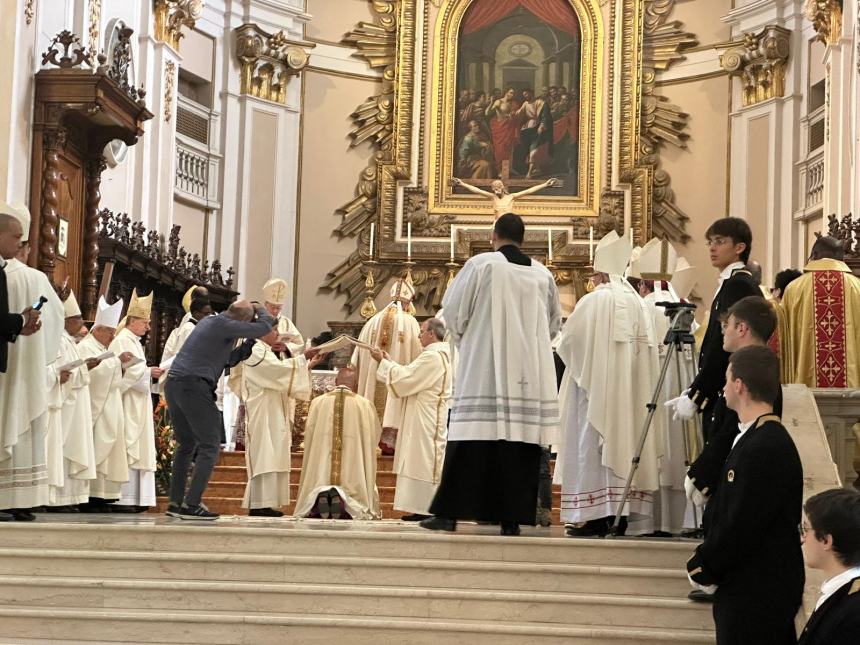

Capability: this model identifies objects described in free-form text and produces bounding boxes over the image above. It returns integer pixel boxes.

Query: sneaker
[178,504,219,521]
[165,503,181,518]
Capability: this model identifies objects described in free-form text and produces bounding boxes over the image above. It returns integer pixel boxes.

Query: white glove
[664,390,697,420]
[684,475,707,508]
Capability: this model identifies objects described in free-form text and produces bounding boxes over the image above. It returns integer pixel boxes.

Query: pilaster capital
[234,23,314,104]
[153,0,204,51]
[720,25,791,107]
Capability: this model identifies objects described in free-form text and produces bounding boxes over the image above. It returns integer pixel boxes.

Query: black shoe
[400,513,431,522]
[419,516,457,532]
[0,510,14,522]
[316,493,331,519]
[500,522,521,536]
[330,492,343,519]
[178,504,219,521]
[11,509,36,521]
[165,503,181,518]
[565,518,610,537]
[249,507,284,517]
[46,505,79,513]
[688,589,715,603]
[110,505,139,513]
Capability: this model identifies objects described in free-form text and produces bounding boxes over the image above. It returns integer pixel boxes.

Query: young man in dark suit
[686,345,804,645]
[667,218,759,441]
[798,488,860,645]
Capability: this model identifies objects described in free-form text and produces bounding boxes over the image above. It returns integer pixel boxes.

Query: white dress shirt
[815,566,860,610]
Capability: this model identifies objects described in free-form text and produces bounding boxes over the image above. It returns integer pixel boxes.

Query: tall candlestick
[450,227,455,262]
[629,227,633,244]
[369,222,375,257]
[547,228,553,263]
[407,221,412,260]
[589,226,594,263]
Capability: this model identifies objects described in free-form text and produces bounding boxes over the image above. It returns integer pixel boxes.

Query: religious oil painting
[452,0,582,198]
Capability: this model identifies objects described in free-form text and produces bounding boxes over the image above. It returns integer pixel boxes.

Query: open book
[57,358,85,372]
[121,356,145,369]
[93,351,115,362]
[313,334,374,356]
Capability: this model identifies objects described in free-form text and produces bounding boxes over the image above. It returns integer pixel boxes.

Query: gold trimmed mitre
[63,290,82,318]
[671,257,697,300]
[262,278,288,305]
[593,230,633,277]
[637,237,678,282]
[127,289,153,319]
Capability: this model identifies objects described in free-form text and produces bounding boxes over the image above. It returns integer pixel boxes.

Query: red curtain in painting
[461,0,580,36]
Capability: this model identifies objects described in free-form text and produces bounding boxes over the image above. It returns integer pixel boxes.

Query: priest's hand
[369,347,384,362]
[150,366,165,379]
[665,392,697,420]
[20,306,41,336]
[684,475,707,508]
[307,352,324,369]
[85,358,101,370]
[271,341,288,353]
[59,370,71,384]
[303,347,320,360]
[118,351,135,364]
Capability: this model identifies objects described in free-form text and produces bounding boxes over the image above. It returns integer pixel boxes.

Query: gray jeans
[164,376,222,507]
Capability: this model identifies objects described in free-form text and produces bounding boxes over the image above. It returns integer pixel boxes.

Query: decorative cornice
[805,0,843,45]
[720,25,791,107]
[153,0,204,51]
[234,23,314,104]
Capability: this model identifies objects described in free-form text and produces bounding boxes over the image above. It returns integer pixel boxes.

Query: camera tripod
[609,302,702,537]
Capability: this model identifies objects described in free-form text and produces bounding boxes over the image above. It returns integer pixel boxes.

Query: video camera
[656,301,697,341]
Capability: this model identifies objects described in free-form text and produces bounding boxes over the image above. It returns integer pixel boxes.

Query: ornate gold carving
[234,23,313,104]
[153,0,204,51]
[720,26,791,107]
[805,0,843,45]
[164,60,176,122]
[25,0,36,26]
[87,0,101,65]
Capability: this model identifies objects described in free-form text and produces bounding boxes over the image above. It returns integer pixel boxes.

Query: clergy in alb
[556,230,660,537]
[352,278,422,455]
[110,290,164,510]
[77,297,130,507]
[782,235,860,389]
[0,205,64,521]
[294,366,382,520]
[160,289,212,381]
[232,327,319,516]
[371,318,452,520]
[47,291,96,509]
[262,278,305,357]
[422,214,561,536]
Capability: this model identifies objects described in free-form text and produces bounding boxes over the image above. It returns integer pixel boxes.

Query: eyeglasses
[705,237,732,248]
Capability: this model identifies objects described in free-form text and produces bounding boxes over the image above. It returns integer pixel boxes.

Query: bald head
[745,260,762,286]
[811,236,844,261]
[226,299,254,321]
[336,366,358,391]
[0,213,23,260]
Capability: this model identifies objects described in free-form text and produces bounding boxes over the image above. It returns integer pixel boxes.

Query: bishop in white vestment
[372,318,452,519]
[110,290,162,509]
[556,231,660,536]
[77,297,129,504]
[352,278,421,454]
[233,328,316,516]
[294,367,382,520]
[0,204,64,518]
[47,291,96,507]
[423,215,561,535]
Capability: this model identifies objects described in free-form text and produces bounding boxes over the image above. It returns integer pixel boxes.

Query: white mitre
[262,278,288,305]
[2,200,31,242]
[670,257,697,300]
[64,290,82,318]
[637,237,678,282]
[593,230,633,277]
[627,245,643,279]
[94,296,124,329]
[390,277,416,302]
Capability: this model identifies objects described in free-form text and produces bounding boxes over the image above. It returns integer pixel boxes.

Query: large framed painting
[430,0,602,216]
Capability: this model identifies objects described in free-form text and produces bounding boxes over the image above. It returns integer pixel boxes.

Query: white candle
[369,222,375,257]
[547,228,553,263]
[629,227,633,244]
[407,221,412,260]
[589,226,594,263]
[450,227,455,262]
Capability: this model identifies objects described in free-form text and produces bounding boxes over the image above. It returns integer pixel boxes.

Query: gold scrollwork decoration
[25,0,35,25]
[164,60,176,122]
[805,0,843,45]
[720,26,791,108]
[234,23,314,104]
[153,0,204,51]
[87,0,101,66]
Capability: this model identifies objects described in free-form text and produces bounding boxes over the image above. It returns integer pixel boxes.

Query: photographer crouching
[164,300,275,520]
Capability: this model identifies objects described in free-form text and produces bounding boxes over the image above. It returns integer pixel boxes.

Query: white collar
[731,419,756,449]
[718,262,746,282]
[817,566,860,610]
[0,257,6,269]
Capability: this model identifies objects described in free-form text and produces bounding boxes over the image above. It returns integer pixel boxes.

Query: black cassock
[687,268,759,441]
[687,414,804,645]
[0,263,25,373]
[797,575,860,645]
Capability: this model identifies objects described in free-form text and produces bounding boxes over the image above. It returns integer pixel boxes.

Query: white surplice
[352,302,421,427]
[556,278,660,525]
[0,259,64,509]
[235,341,311,509]
[294,387,382,519]
[442,251,561,446]
[378,341,452,514]
[109,328,155,506]
[78,334,128,498]
[48,332,96,505]
[158,318,197,389]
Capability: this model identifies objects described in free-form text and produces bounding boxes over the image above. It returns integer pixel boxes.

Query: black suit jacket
[0,264,24,373]
[798,576,860,645]
[687,268,759,439]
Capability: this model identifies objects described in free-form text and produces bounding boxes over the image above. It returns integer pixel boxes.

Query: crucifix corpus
[451,161,562,220]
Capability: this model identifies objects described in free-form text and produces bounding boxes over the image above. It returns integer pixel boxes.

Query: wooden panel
[53,151,85,295]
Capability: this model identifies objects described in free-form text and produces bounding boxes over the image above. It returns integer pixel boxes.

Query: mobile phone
[32,295,48,310]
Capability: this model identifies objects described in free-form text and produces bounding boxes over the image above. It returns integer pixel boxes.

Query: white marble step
[0,547,693,596]
[0,519,699,569]
[0,606,715,645]
[0,574,713,630]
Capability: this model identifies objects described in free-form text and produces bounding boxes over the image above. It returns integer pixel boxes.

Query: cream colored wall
[671,0,731,46]
[658,75,732,308]
[182,29,214,82]
[294,70,376,337]
[305,0,375,43]
[172,200,207,257]
[245,109,279,299]
[745,114,771,270]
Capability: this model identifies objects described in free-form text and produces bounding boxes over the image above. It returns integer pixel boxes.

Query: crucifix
[451,160,563,219]
[517,375,529,396]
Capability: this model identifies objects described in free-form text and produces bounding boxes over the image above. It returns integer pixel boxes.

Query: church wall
[670,0,732,45]
[294,69,376,338]
[304,0,376,44]
[172,200,207,257]
[744,114,772,267]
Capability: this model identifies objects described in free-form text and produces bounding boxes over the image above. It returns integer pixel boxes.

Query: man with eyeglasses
[665,218,759,443]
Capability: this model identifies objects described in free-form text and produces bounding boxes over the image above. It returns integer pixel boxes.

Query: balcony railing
[173,95,221,209]
[805,150,824,211]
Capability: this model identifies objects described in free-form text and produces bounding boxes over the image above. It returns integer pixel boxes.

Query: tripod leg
[673,345,699,529]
